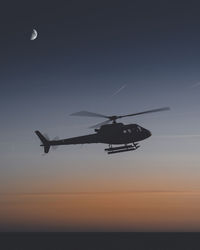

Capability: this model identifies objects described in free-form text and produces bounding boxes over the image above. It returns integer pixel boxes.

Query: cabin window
[128,129,132,133]
[123,130,127,134]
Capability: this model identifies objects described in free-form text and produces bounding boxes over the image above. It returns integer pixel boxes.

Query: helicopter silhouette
[35,107,170,154]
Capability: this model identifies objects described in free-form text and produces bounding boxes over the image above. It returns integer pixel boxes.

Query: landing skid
[105,143,140,154]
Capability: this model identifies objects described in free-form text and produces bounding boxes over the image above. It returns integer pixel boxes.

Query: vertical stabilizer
[35,130,50,153]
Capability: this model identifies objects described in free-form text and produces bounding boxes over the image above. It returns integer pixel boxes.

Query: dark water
[1,232,200,250]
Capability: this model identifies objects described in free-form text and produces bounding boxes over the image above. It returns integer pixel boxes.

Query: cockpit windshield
[123,126,142,134]
[137,125,142,132]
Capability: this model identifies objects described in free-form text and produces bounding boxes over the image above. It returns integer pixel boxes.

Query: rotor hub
[109,116,118,122]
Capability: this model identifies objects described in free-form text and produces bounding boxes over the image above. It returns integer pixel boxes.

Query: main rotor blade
[70,110,108,119]
[117,107,170,119]
[89,119,111,129]
[53,136,59,141]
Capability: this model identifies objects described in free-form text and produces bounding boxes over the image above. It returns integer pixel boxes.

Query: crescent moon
[30,29,38,40]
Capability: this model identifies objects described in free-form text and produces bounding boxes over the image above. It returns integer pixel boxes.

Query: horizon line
[1,190,200,196]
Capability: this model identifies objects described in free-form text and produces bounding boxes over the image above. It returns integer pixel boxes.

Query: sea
[1,232,200,250]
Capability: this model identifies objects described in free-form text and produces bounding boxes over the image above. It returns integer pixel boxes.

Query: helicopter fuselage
[47,123,151,146]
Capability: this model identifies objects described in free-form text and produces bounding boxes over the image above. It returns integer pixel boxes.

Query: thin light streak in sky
[111,84,127,97]
[191,82,200,88]
[154,135,200,138]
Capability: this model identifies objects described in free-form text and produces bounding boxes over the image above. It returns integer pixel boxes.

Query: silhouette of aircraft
[35,107,169,154]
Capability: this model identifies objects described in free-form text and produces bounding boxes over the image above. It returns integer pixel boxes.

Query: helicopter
[35,107,170,154]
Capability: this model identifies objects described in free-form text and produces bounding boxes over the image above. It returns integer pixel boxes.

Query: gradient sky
[1,0,200,231]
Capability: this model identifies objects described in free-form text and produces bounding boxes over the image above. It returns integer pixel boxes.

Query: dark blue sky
[1,0,200,182]
[1,1,200,103]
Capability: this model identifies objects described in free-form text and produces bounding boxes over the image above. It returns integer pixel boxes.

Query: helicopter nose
[145,129,152,138]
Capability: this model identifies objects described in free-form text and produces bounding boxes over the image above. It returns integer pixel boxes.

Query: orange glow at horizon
[1,191,200,231]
